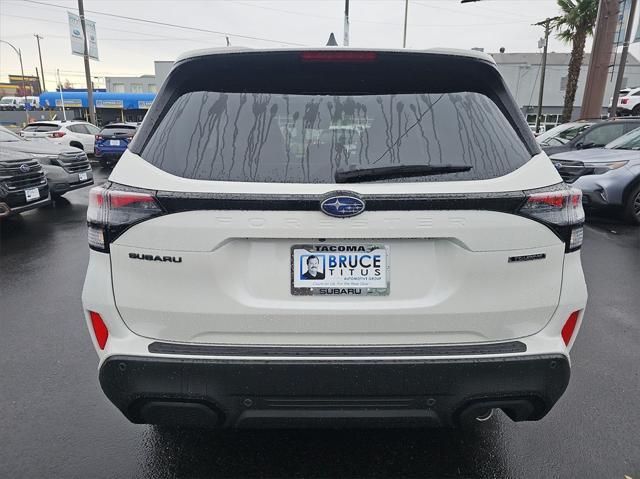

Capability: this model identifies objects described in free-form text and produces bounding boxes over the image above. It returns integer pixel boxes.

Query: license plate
[109,140,120,146]
[291,244,389,296]
[79,172,88,181]
[25,187,40,202]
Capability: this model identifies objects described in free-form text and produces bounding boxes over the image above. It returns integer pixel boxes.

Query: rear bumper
[0,196,51,217]
[99,353,570,428]
[95,148,126,159]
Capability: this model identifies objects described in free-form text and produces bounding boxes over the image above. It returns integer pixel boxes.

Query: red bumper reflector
[89,311,109,350]
[561,311,580,346]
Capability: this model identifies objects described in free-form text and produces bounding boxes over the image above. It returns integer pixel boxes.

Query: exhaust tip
[475,409,494,422]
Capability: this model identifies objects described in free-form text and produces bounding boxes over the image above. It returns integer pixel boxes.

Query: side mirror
[575,142,583,150]
[582,142,597,150]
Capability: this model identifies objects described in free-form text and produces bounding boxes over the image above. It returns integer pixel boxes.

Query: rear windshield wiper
[334,164,472,183]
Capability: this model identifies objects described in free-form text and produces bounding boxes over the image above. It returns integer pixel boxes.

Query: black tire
[632,105,640,117]
[623,183,640,225]
[70,142,84,151]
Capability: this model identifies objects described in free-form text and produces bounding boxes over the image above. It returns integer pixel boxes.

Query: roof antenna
[226,36,231,47]
[326,33,338,46]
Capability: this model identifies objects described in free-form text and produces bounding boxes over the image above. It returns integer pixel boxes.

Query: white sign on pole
[68,11,99,61]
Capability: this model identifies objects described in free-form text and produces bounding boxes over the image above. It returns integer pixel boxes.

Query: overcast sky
[1,0,639,90]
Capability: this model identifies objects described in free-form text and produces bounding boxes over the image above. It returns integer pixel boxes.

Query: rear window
[537,123,593,146]
[142,91,530,183]
[23,123,60,132]
[135,51,536,184]
[100,125,137,135]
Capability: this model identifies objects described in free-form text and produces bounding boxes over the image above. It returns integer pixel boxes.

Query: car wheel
[623,183,640,225]
[632,105,640,117]
[70,141,84,150]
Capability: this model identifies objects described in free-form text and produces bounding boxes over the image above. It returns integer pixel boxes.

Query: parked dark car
[550,127,640,224]
[538,118,640,156]
[0,150,51,218]
[95,122,138,167]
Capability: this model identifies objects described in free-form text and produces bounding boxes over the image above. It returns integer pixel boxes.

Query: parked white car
[20,120,100,154]
[611,86,640,116]
[82,48,588,429]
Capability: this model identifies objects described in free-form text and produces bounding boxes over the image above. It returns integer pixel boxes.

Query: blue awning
[39,91,156,110]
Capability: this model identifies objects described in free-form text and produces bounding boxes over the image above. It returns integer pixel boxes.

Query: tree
[551,0,599,122]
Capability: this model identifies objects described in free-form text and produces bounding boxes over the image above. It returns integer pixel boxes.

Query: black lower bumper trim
[99,354,570,428]
[148,341,527,357]
[1,197,51,216]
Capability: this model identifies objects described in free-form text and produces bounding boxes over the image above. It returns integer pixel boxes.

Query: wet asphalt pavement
[0,166,639,479]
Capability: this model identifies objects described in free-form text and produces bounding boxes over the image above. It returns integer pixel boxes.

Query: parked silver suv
[0,126,93,200]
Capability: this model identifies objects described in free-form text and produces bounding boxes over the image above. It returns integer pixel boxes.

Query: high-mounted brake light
[518,187,585,252]
[87,185,163,252]
[300,51,377,62]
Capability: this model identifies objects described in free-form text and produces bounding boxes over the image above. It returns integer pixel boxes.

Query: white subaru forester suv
[82,48,588,429]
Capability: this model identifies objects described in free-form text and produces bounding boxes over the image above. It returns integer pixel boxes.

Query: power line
[412,0,529,22]
[1,13,227,45]
[236,0,530,28]
[21,0,307,46]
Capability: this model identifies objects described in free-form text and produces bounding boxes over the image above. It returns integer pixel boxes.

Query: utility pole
[0,40,29,124]
[78,0,96,124]
[534,18,557,134]
[343,0,350,46]
[609,0,638,117]
[581,0,620,119]
[403,0,409,48]
[34,34,45,92]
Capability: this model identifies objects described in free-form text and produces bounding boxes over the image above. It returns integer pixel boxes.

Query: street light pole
[78,0,96,124]
[534,18,557,134]
[0,39,29,125]
[34,34,46,92]
[403,0,409,48]
[344,0,350,46]
[609,0,638,117]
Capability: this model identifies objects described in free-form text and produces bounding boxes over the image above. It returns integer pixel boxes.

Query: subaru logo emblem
[320,193,365,218]
[19,164,30,173]
[554,162,563,170]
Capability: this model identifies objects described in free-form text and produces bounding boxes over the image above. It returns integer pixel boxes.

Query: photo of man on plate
[301,255,325,280]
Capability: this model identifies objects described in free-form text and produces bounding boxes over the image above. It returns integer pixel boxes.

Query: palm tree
[551,0,599,122]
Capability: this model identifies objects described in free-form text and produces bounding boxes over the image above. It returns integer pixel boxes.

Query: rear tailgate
[106,49,565,346]
[110,204,564,345]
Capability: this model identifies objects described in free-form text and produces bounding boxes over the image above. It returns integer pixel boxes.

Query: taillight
[95,135,103,140]
[87,184,163,252]
[620,98,629,105]
[49,131,66,138]
[518,187,585,252]
[300,51,377,62]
